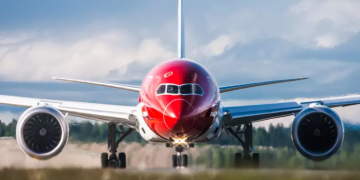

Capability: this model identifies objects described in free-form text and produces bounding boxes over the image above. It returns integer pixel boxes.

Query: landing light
[142,111,148,117]
[210,105,219,117]
[142,111,150,120]
[173,138,187,145]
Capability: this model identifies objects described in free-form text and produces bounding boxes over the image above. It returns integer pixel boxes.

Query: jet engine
[16,106,69,160]
[291,106,344,161]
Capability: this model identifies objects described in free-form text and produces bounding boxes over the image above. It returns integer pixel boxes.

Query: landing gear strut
[227,123,260,168]
[101,123,133,168]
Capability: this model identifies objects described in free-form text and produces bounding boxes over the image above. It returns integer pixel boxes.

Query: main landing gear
[227,123,260,168]
[101,123,133,169]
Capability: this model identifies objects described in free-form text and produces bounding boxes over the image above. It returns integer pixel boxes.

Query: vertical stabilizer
[177,0,185,59]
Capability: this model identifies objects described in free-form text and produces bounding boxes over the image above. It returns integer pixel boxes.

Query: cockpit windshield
[180,84,193,94]
[167,85,179,94]
[156,84,166,94]
[156,84,203,96]
[193,84,203,95]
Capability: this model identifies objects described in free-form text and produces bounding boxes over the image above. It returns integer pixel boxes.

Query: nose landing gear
[227,123,260,168]
[167,140,193,168]
[172,146,189,168]
[101,123,133,169]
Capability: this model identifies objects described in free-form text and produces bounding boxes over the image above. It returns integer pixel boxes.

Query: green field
[0,168,359,180]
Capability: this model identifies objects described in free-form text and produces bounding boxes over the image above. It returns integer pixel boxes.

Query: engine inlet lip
[16,106,68,160]
[291,107,344,161]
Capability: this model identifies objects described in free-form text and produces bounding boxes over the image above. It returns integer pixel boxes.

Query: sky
[1,0,360,127]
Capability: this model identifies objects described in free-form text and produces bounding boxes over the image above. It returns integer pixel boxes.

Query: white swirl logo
[314,129,321,136]
[39,128,47,136]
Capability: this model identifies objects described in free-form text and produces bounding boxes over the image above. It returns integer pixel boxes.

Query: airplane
[0,0,358,169]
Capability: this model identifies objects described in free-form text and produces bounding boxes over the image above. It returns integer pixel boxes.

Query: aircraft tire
[234,153,242,168]
[182,154,188,167]
[101,153,109,168]
[172,155,178,168]
[118,152,126,169]
[252,153,260,168]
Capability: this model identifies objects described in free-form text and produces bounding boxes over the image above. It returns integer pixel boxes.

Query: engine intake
[291,106,344,161]
[16,106,69,160]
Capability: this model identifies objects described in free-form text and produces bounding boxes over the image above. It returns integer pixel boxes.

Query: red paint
[139,60,220,140]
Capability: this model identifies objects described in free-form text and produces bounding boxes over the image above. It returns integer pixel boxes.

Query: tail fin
[177,0,185,59]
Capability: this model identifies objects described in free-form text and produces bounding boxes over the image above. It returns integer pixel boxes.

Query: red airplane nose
[164,99,195,132]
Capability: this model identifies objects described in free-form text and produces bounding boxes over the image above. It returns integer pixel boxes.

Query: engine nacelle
[291,106,344,161]
[16,106,69,160]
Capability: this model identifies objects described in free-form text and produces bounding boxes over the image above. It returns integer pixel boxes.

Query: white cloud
[290,0,360,27]
[290,0,360,47]
[315,33,342,48]
[0,30,176,82]
[195,34,234,58]
[0,32,34,45]
[195,0,360,50]
[0,0,360,84]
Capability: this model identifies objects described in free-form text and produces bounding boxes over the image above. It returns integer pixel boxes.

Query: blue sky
[1,0,360,126]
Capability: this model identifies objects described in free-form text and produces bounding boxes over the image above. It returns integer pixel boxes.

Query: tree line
[1,119,360,149]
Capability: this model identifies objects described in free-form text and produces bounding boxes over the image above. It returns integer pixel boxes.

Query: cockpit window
[167,85,179,94]
[193,84,204,95]
[180,84,193,94]
[156,84,203,96]
[156,85,166,94]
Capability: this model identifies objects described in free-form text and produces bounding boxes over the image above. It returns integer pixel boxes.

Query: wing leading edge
[222,95,360,127]
[219,77,308,93]
[0,95,137,127]
[53,77,140,92]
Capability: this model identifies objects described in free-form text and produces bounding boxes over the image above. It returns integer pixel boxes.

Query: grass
[0,168,359,180]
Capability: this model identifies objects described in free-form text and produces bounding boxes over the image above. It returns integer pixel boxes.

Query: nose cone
[164,99,195,132]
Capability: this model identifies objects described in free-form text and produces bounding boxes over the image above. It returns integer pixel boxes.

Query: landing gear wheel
[252,153,260,168]
[182,154,188,167]
[118,152,126,169]
[172,155,178,168]
[101,153,109,168]
[234,153,242,168]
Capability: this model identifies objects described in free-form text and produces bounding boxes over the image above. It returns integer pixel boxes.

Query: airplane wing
[219,77,307,93]
[53,77,140,92]
[222,96,360,127]
[0,95,137,127]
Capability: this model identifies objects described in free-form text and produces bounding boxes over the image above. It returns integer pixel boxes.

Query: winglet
[52,77,140,92]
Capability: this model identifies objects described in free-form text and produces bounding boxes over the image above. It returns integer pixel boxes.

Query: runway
[0,137,205,169]
[0,167,358,180]
[1,137,359,180]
